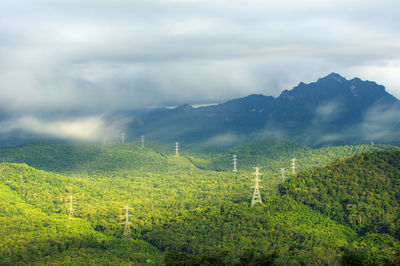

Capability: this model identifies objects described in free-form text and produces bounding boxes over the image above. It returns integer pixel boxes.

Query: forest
[0,139,399,265]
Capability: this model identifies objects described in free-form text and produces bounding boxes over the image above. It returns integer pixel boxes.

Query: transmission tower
[291,158,296,174]
[233,154,238,173]
[141,135,144,149]
[281,168,285,183]
[121,205,133,240]
[121,132,125,144]
[251,167,263,207]
[66,195,76,220]
[175,142,179,156]
[371,140,374,147]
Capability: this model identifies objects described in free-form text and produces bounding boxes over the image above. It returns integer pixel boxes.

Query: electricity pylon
[233,154,238,173]
[251,167,263,207]
[66,195,76,220]
[141,135,144,149]
[121,205,132,240]
[281,168,285,183]
[121,132,125,144]
[175,142,179,156]
[291,158,296,174]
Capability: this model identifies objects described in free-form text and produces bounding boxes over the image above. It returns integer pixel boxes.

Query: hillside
[0,162,359,265]
[0,164,163,265]
[188,138,398,173]
[0,139,398,202]
[280,150,400,240]
[0,141,196,174]
[0,139,397,175]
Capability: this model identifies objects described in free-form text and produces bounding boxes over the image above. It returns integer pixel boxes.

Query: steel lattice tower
[141,135,144,149]
[251,167,263,207]
[292,158,296,174]
[121,205,132,240]
[281,168,285,183]
[175,142,179,156]
[66,195,76,220]
[233,154,238,173]
[121,132,125,144]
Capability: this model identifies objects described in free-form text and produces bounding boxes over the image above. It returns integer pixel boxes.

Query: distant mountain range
[0,73,399,147]
[127,73,400,147]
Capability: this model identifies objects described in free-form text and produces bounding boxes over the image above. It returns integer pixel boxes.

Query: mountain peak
[319,72,347,82]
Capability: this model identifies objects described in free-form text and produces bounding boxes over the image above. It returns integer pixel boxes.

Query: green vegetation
[0,139,399,265]
[188,138,397,172]
[0,142,172,173]
[0,174,162,265]
[280,150,400,263]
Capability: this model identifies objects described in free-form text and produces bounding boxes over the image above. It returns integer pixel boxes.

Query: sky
[1,0,400,140]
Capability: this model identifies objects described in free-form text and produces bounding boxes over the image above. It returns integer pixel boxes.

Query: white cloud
[0,116,128,142]
[203,133,241,147]
[314,101,341,124]
[348,60,400,99]
[361,103,400,140]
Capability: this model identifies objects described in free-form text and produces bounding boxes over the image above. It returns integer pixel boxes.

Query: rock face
[128,73,400,147]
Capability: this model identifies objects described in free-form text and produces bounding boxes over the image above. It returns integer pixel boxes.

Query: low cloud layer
[361,103,400,141]
[0,116,128,142]
[314,101,342,124]
[203,133,242,147]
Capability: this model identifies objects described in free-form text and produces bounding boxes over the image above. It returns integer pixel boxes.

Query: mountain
[128,73,400,147]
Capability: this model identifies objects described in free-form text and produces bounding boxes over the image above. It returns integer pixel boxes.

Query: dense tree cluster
[280,151,400,263]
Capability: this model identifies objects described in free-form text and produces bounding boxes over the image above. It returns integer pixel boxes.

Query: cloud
[203,133,241,147]
[361,103,400,141]
[313,101,342,124]
[0,0,399,118]
[0,116,129,142]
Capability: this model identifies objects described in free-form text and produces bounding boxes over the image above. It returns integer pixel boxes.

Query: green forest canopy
[0,139,399,265]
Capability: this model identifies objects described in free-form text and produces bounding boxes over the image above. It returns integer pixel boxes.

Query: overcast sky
[1,0,400,139]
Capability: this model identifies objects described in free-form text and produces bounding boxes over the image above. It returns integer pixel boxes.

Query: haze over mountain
[128,73,400,147]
